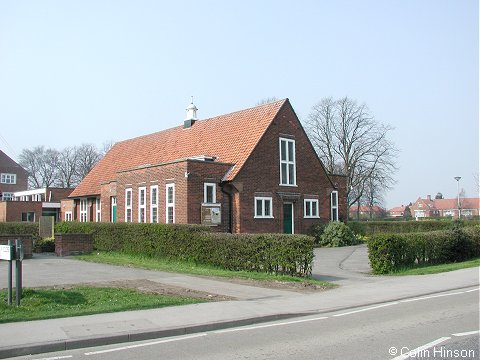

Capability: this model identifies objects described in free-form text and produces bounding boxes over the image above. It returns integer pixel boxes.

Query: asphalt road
[16,287,479,360]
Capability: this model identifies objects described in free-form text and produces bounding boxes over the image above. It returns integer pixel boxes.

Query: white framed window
[279,138,296,186]
[304,199,319,218]
[80,199,88,222]
[166,184,175,224]
[203,183,216,204]
[1,192,14,201]
[1,173,16,184]
[125,188,132,222]
[150,185,158,223]
[95,198,101,222]
[331,191,339,221]
[65,211,73,221]
[254,197,273,218]
[138,187,146,223]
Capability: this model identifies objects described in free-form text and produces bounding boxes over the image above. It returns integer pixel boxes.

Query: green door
[283,203,294,234]
[111,197,117,223]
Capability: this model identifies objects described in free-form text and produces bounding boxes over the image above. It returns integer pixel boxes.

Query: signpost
[1,239,24,306]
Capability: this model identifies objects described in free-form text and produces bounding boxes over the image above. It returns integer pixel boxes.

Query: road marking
[452,330,480,337]
[391,337,451,360]
[464,288,480,293]
[84,333,207,356]
[214,316,329,334]
[332,302,398,317]
[400,291,466,303]
[34,357,72,360]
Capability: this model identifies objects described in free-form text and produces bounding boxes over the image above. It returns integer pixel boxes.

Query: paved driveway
[1,244,377,296]
[0,254,301,300]
[312,244,383,285]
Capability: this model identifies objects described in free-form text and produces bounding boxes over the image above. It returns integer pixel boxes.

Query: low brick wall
[55,233,93,257]
[0,235,33,259]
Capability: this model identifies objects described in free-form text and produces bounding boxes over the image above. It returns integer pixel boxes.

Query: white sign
[0,245,13,261]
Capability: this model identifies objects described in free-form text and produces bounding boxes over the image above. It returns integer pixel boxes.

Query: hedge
[0,222,39,237]
[54,222,314,276]
[367,227,480,274]
[348,219,479,236]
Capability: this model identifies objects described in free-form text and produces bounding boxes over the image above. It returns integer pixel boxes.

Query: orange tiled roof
[70,99,288,197]
[433,198,480,210]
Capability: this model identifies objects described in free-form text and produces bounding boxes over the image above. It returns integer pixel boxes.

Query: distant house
[0,187,74,222]
[387,205,409,218]
[0,149,28,201]
[349,205,386,219]
[409,195,479,219]
[65,99,347,234]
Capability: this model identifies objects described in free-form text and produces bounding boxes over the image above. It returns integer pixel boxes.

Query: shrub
[309,223,327,245]
[54,222,314,276]
[319,222,360,247]
[34,237,55,252]
[0,222,39,237]
[367,228,480,274]
[347,219,479,235]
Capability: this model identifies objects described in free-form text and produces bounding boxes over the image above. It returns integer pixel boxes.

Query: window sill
[254,216,274,219]
[304,216,320,219]
[279,184,298,187]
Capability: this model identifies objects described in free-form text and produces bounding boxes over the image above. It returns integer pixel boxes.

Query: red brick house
[410,195,480,219]
[349,205,386,219]
[0,149,28,201]
[0,187,74,222]
[387,205,409,218]
[66,99,347,234]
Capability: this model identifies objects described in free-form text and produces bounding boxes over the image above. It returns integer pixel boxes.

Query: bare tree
[361,169,392,219]
[57,147,79,188]
[19,143,104,189]
[75,143,102,180]
[18,146,60,188]
[256,97,279,105]
[305,96,398,216]
[40,148,60,187]
[18,146,44,188]
[101,140,115,156]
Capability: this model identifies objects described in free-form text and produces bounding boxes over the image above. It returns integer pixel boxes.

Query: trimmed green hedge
[348,219,479,236]
[0,222,39,237]
[367,227,480,274]
[54,222,314,276]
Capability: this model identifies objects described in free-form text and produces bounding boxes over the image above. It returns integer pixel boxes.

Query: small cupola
[184,97,198,128]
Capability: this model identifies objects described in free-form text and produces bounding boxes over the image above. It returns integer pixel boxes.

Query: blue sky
[0,0,478,208]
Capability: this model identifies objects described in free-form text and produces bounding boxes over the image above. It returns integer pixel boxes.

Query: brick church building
[65,99,346,234]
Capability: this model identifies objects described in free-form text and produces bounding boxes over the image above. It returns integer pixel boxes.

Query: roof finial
[184,96,198,128]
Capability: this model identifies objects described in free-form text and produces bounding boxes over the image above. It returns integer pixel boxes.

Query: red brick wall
[55,233,93,257]
[47,188,74,202]
[231,102,337,234]
[0,202,43,222]
[116,162,188,223]
[185,160,233,232]
[329,174,348,221]
[0,235,33,259]
[0,150,28,195]
[100,182,117,222]
[60,199,75,221]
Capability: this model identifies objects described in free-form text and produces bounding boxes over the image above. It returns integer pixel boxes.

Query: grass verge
[389,257,480,276]
[76,251,334,287]
[0,287,204,323]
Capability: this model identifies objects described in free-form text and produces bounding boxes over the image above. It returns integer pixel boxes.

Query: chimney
[427,195,431,201]
[184,97,198,129]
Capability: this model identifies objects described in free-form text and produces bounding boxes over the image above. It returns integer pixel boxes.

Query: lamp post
[454,176,461,219]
